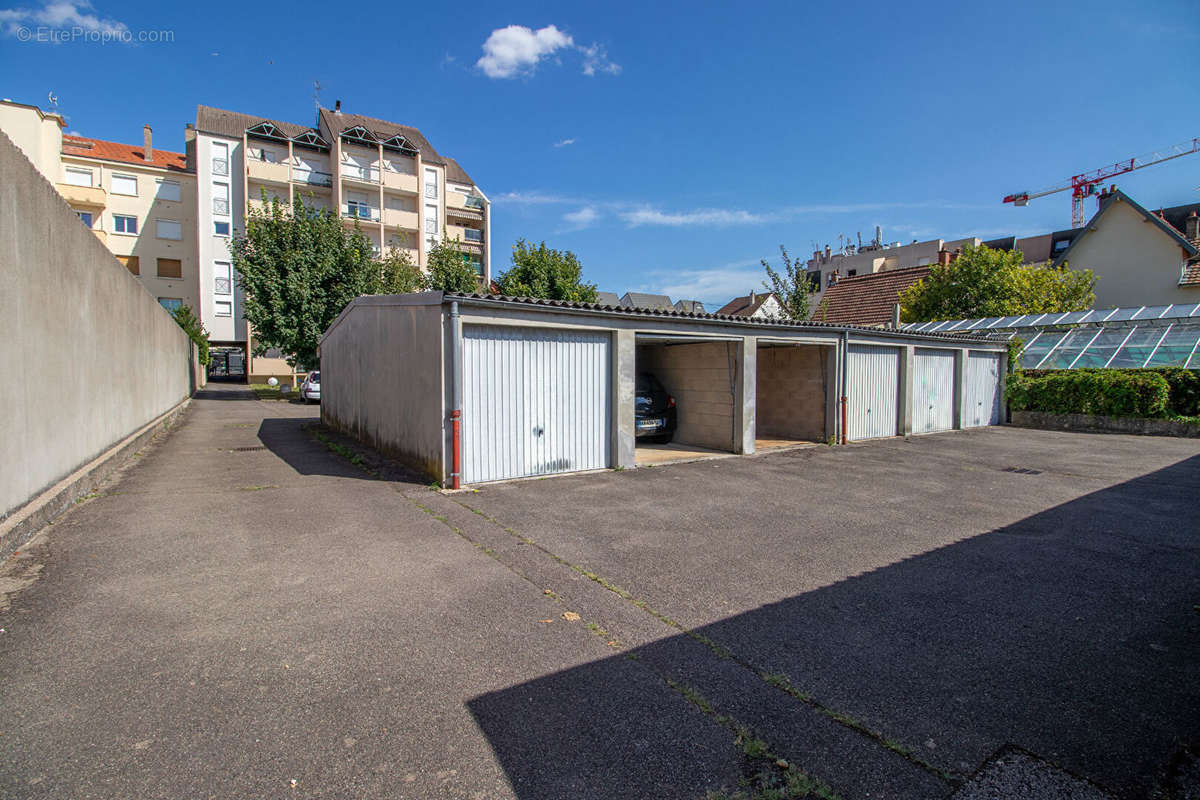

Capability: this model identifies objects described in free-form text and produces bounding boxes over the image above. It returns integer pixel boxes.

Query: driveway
[1,390,1197,799]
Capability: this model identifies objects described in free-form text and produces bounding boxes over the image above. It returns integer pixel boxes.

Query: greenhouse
[901,303,1200,369]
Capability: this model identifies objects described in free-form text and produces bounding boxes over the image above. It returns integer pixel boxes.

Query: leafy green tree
[376,246,424,294]
[425,234,482,293]
[761,244,819,320]
[170,304,211,367]
[496,239,598,302]
[232,194,377,369]
[898,244,1095,323]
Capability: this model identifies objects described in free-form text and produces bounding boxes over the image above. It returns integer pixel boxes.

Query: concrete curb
[0,398,190,563]
[1010,409,1200,438]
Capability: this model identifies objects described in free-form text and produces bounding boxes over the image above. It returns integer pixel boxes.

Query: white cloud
[553,137,576,148]
[563,206,599,227]
[580,42,620,76]
[644,260,768,306]
[492,190,577,206]
[1,1,128,37]
[622,207,771,227]
[476,24,573,79]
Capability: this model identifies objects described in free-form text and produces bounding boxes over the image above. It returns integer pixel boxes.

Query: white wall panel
[847,345,899,440]
[912,348,956,433]
[964,352,1003,427]
[462,325,610,483]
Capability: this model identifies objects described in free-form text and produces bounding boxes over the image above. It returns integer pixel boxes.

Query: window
[463,227,483,243]
[214,261,232,295]
[211,141,229,176]
[64,167,93,187]
[251,147,277,163]
[158,298,183,312]
[213,183,229,216]
[215,300,232,317]
[111,174,138,196]
[76,210,93,228]
[157,258,182,278]
[117,255,139,275]
[156,179,181,202]
[346,196,373,220]
[425,203,438,237]
[214,221,230,236]
[156,219,182,240]
[806,271,821,290]
[113,214,138,234]
[424,167,438,199]
[847,269,857,277]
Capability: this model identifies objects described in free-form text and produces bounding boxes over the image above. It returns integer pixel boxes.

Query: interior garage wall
[0,132,195,525]
[320,298,445,477]
[756,345,829,441]
[637,341,736,451]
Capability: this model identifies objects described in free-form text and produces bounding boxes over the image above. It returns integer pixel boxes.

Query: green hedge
[1015,367,1200,417]
[1008,369,1170,418]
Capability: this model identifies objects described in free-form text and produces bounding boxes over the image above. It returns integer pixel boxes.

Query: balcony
[246,158,290,184]
[382,169,418,193]
[384,208,419,230]
[341,163,380,184]
[57,183,106,208]
[294,168,333,187]
[211,158,229,176]
[447,224,483,247]
[343,206,378,224]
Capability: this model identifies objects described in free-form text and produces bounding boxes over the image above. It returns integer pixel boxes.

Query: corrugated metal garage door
[964,352,1003,427]
[912,348,956,433]
[847,344,899,440]
[462,325,611,483]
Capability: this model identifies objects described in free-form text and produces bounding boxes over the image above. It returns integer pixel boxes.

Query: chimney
[143,125,153,162]
[1187,212,1199,240]
[824,244,832,260]
[749,290,756,304]
[937,247,951,266]
[334,99,342,113]
[891,303,901,329]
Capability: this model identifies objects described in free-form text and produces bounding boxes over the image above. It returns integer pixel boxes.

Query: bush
[1008,369,1170,418]
[1158,368,1200,416]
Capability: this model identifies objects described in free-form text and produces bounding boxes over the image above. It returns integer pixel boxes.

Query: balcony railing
[344,206,377,222]
[342,163,380,182]
[295,169,333,187]
[425,183,437,199]
[214,277,231,295]
[465,195,484,209]
[213,198,229,215]
[463,228,483,243]
[212,158,228,176]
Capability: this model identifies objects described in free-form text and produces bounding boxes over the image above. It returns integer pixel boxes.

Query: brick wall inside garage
[637,342,736,451]
[756,345,829,441]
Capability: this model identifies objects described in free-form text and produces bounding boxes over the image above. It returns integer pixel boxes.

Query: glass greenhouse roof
[901,304,1200,369]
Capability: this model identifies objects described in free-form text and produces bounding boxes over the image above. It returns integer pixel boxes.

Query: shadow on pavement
[256,417,426,485]
[194,387,257,401]
[467,456,1200,799]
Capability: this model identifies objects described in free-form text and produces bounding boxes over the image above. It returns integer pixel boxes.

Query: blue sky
[2,0,1198,306]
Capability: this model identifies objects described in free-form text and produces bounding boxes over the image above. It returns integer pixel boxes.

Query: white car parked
[300,371,321,403]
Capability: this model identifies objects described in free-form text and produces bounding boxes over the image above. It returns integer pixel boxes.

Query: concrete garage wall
[319,296,446,477]
[638,341,737,451]
[0,132,194,526]
[756,345,829,441]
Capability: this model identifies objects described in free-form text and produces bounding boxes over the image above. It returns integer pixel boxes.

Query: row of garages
[319,293,1007,487]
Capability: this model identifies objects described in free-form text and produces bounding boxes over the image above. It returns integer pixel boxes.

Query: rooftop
[61,135,189,173]
[813,266,930,326]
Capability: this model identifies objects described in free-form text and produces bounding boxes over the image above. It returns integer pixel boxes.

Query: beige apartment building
[0,100,199,316]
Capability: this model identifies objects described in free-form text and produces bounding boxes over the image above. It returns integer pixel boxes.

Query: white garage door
[847,344,899,440]
[912,348,956,433]
[462,326,611,483]
[964,352,1003,427]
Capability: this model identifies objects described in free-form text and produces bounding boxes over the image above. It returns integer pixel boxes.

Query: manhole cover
[231,446,267,452]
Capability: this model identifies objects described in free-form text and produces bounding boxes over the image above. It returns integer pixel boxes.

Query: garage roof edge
[320,291,446,347]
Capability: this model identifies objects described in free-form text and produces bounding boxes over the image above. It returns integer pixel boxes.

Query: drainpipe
[449,301,462,489]
[840,330,849,444]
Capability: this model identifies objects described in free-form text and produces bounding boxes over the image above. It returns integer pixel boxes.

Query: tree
[761,244,819,320]
[170,304,211,367]
[898,244,1096,323]
[376,247,423,294]
[496,239,598,302]
[232,194,378,369]
[425,233,482,293]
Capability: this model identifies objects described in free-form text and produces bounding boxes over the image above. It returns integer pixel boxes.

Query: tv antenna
[312,80,323,114]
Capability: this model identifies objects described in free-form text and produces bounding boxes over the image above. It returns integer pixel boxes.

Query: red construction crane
[1003,138,1200,227]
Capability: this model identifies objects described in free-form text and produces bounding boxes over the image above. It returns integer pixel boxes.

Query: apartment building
[0,100,198,315]
[189,103,491,376]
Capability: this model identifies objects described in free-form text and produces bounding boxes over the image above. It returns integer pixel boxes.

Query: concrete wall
[637,341,737,451]
[756,344,829,441]
[319,295,446,477]
[0,101,63,181]
[1068,198,1200,308]
[0,132,194,523]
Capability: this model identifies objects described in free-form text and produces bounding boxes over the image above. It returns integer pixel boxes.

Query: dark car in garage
[636,372,677,443]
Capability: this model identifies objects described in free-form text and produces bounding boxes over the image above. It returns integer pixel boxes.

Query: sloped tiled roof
[621,292,673,310]
[595,291,621,306]
[674,299,706,314]
[317,108,444,165]
[1181,263,1200,286]
[715,292,775,317]
[1053,190,1200,267]
[195,105,316,140]
[444,157,475,186]
[61,135,189,173]
[813,266,930,326]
